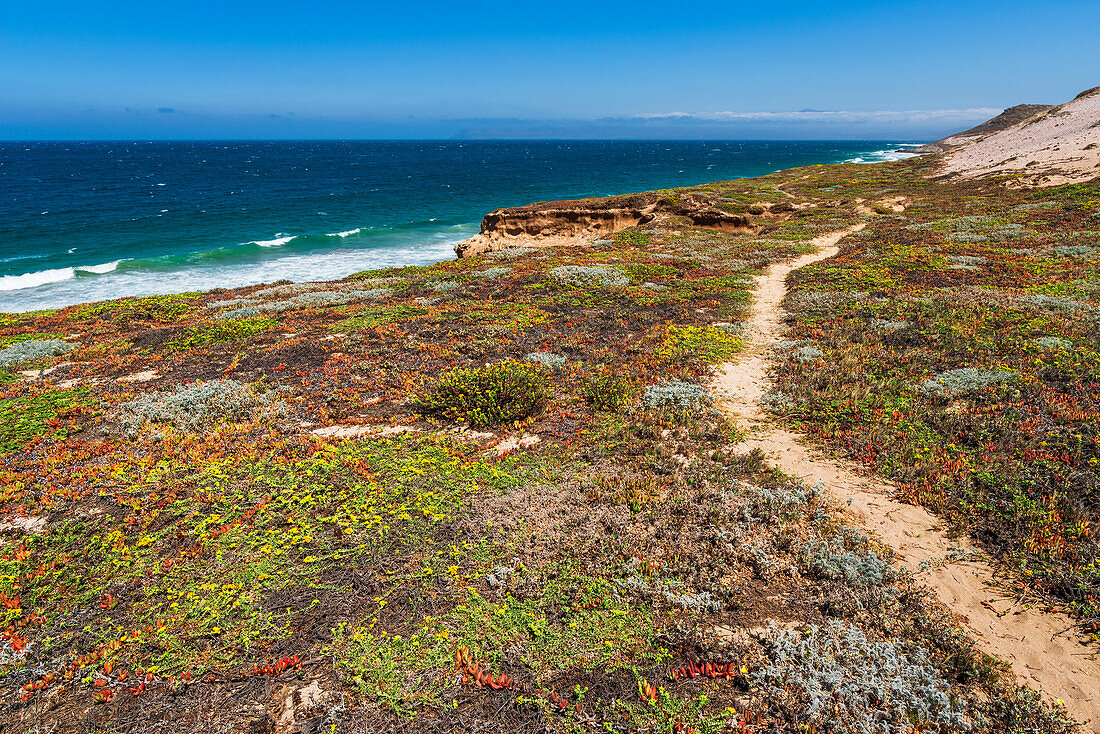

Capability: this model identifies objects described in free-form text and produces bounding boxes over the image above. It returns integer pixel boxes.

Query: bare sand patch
[941,88,1100,187]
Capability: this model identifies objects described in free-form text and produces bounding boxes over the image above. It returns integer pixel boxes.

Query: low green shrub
[0,332,64,348]
[332,305,429,331]
[581,371,636,412]
[624,263,678,282]
[413,360,550,426]
[167,317,276,350]
[660,325,743,364]
[0,388,88,454]
[613,229,651,248]
[70,293,200,323]
[548,265,629,289]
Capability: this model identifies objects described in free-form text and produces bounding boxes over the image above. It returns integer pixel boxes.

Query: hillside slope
[913,104,1053,154]
[939,87,1100,186]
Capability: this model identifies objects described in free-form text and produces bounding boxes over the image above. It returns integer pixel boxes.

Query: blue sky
[2,0,1098,140]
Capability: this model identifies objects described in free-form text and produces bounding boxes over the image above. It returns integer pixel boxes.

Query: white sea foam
[0,259,127,293]
[250,234,297,247]
[0,267,77,292]
[76,260,124,275]
[331,228,362,238]
[845,147,922,164]
[0,253,48,265]
[0,226,479,312]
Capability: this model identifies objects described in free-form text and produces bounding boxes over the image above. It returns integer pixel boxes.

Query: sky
[2,0,1098,140]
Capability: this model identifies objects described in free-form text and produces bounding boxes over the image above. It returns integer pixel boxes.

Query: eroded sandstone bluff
[455,189,797,256]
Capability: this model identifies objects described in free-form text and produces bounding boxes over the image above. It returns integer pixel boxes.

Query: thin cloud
[622,108,1001,123]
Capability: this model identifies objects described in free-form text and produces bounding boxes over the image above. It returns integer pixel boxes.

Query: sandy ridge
[940,88,1100,187]
[710,226,1100,727]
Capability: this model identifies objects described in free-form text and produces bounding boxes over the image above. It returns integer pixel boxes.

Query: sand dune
[940,86,1100,186]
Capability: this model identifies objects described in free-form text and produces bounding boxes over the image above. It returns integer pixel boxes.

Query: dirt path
[711,226,1100,727]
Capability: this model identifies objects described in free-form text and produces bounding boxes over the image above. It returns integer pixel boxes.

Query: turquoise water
[0,140,918,311]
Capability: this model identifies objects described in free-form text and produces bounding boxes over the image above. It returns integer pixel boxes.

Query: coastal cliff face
[455,191,761,257]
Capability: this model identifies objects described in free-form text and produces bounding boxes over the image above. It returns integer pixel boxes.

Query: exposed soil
[711,227,1100,726]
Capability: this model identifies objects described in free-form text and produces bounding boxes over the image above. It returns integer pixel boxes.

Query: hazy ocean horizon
[0,140,919,312]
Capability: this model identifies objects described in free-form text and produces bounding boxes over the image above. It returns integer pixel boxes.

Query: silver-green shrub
[803,528,893,587]
[0,339,75,367]
[641,379,708,411]
[486,565,514,588]
[658,585,722,613]
[919,368,1014,398]
[487,247,536,260]
[1047,244,1098,259]
[990,224,1039,240]
[267,289,391,311]
[792,290,869,309]
[120,380,283,431]
[771,339,809,351]
[1034,336,1073,350]
[618,566,722,613]
[793,346,824,363]
[250,283,315,299]
[945,255,988,268]
[525,351,567,369]
[871,319,909,331]
[761,391,796,413]
[756,620,965,732]
[945,232,989,243]
[205,297,259,310]
[1016,293,1091,312]
[729,479,820,526]
[214,306,263,320]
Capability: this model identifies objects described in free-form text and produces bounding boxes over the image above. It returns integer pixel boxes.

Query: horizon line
[0,137,931,144]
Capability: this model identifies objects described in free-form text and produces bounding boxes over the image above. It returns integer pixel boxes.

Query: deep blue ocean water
[0,140,918,312]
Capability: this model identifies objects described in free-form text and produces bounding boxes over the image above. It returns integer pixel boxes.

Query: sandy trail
[710,226,1100,727]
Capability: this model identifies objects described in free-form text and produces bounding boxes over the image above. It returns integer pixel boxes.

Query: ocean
[0,140,918,312]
